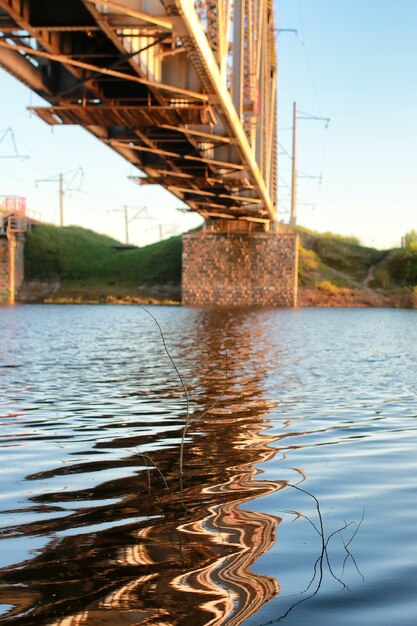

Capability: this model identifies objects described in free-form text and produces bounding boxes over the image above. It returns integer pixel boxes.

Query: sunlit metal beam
[0,39,209,101]
[84,0,174,30]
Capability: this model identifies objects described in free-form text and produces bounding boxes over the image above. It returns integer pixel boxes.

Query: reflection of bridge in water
[0,308,290,626]
[0,1,298,307]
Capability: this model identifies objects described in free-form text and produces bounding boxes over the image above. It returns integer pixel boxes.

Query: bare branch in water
[260,484,365,624]
[130,447,169,493]
[340,509,366,582]
[143,451,169,490]
[141,307,190,499]
[141,307,227,509]
[134,448,151,494]
[141,307,190,417]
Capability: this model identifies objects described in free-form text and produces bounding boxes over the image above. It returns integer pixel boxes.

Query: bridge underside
[0,0,277,225]
[0,1,297,306]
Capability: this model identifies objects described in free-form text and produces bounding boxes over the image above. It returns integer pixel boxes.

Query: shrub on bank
[298,244,320,285]
[316,280,340,295]
[376,248,417,287]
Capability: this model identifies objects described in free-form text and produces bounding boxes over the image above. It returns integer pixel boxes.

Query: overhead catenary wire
[35,167,84,227]
[0,128,29,160]
[107,205,150,245]
[283,102,329,226]
[278,175,292,190]
[0,96,190,242]
[278,142,293,160]
[297,109,330,128]
[276,2,329,226]
[0,127,128,223]
[298,0,323,117]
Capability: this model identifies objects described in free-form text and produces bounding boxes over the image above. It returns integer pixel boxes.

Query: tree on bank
[402,229,417,249]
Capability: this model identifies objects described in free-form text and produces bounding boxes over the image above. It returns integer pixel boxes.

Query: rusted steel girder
[0,0,278,224]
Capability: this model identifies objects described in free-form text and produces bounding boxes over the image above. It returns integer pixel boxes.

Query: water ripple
[0,306,416,625]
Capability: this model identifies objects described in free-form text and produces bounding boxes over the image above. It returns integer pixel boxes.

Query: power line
[297,0,323,116]
[35,167,83,227]
[0,128,29,160]
[289,102,329,226]
[278,175,292,190]
[278,142,292,160]
[297,109,330,128]
[107,205,150,244]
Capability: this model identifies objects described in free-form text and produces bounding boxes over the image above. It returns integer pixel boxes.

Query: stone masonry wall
[182,231,298,306]
[0,236,25,303]
[0,238,9,302]
[15,236,25,294]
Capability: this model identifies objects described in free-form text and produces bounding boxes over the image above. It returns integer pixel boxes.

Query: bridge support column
[182,225,298,307]
[0,234,25,304]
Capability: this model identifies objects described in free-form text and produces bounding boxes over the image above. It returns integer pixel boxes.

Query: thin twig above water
[141,307,228,508]
[265,483,365,624]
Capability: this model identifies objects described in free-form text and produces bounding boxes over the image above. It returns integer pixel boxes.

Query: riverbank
[298,285,416,308]
[18,281,415,308]
[18,279,181,305]
[18,223,417,307]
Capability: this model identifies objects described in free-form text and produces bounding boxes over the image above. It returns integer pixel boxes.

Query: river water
[0,305,416,626]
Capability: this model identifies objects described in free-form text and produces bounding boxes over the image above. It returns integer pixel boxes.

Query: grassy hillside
[23,222,417,305]
[296,228,385,287]
[296,226,417,290]
[25,224,182,287]
[25,225,119,280]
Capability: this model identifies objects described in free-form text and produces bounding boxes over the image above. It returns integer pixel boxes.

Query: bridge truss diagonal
[0,0,278,226]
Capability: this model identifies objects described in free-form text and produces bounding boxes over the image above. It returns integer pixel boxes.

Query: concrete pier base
[182,228,298,307]
[0,235,25,304]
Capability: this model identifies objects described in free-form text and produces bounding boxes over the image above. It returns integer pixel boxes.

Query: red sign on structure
[1,195,27,216]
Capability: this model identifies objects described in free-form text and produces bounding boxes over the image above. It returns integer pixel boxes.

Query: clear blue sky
[278,0,417,248]
[1,0,416,248]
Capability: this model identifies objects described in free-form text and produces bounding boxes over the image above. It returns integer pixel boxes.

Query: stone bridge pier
[0,222,25,304]
[182,221,298,307]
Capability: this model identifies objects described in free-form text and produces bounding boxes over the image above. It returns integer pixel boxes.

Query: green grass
[25,224,119,280]
[94,235,182,285]
[294,225,361,246]
[375,248,417,287]
[296,231,385,286]
[298,244,321,286]
[312,237,385,282]
[25,223,182,286]
[25,223,417,296]
[296,229,417,289]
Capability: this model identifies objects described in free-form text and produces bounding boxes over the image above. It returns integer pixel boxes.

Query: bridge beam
[170,0,276,222]
[0,0,278,225]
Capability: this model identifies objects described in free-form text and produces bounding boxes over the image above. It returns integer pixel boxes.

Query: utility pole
[59,173,64,228]
[108,205,150,244]
[35,173,65,227]
[151,222,178,242]
[288,105,330,227]
[124,205,129,244]
[290,101,297,226]
[35,172,65,228]
[35,168,83,227]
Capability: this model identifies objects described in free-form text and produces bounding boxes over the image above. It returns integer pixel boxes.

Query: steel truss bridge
[0,0,277,227]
